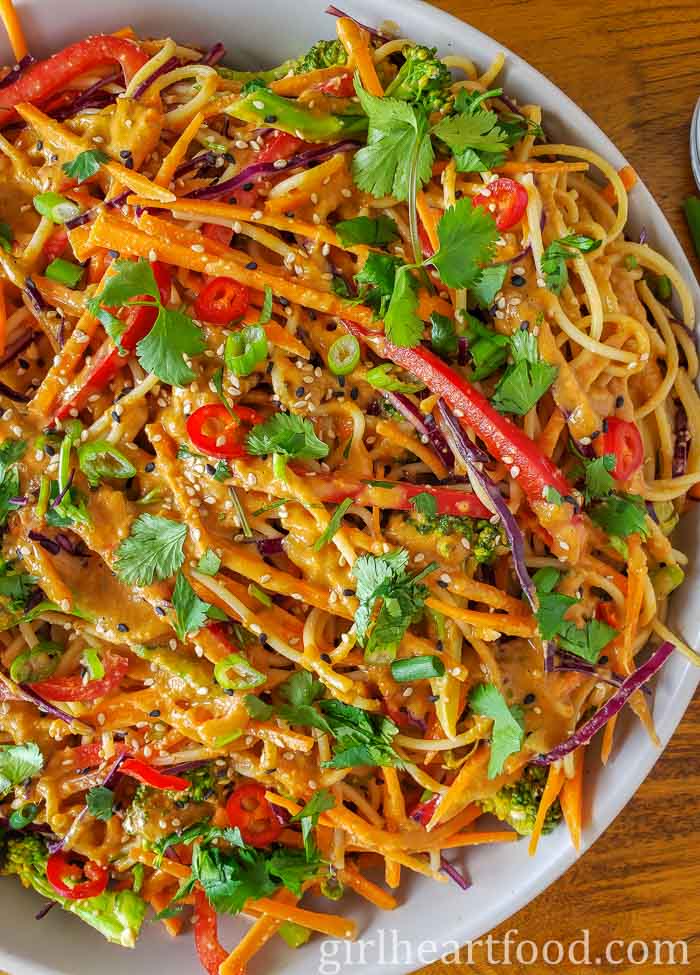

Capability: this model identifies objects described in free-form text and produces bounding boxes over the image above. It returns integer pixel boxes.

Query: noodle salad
[0,3,698,971]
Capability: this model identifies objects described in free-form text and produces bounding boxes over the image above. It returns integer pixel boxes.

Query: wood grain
[415,2,700,972]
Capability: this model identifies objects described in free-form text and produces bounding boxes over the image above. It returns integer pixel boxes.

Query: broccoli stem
[225,88,367,142]
[217,61,296,85]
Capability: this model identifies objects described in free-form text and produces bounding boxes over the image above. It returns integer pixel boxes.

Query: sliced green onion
[224,325,268,377]
[33,192,81,225]
[131,862,145,894]
[9,802,39,830]
[229,485,252,537]
[213,729,243,747]
[248,582,272,607]
[213,652,265,691]
[82,647,104,680]
[684,196,700,260]
[313,497,353,552]
[390,655,445,682]
[45,258,84,288]
[77,440,137,488]
[655,274,672,301]
[0,221,13,253]
[278,921,311,949]
[36,475,50,519]
[623,254,638,270]
[9,640,63,684]
[251,498,293,516]
[328,334,360,375]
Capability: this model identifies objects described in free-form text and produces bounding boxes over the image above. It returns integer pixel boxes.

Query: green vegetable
[409,511,505,564]
[683,195,700,260]
[582,453,616,501]
[557,618,617,663]
[429,312,458,360]
[0,563,37,611]
[364,362,423,393]
[652,500,679,537]
[650,563,684,601]
[82,647,104,680]
[654,274,672,301]
[469,683,525,778]
[479,765,563,835]
[334,215,398,247]
[86,785,114,821]
[385,266,424,348]
[173,765,217,804]
[1,834,146,947]
[490,328,557,416]
[589,494,649,539]
[290,789,335,858]
[114,513,187,586]
[462,315,510,380]
[246,412,328,481]
[8,802,38,830]
[390,655,445,681]
[294,39,348,74]
[533,567,617,661]
[352,548,436,661]
[354,252,402,317]
[224,81,366,142]
[0,438,26,527]
[327,334,361,375]
[45,258,84,288]
[61,149,108,183]
[0,742,43,796]
[278,921,312,948]
[433,89,510,172]
[313,497,353,552]
[213,652,265,691]
[88,259,205,386]
[320,699,402,768]
[411,492,437,518]
[541,234,602,294]
[275,670,332,734]
[384,44,452,112]
[0,221,13,253]
[172,570,220,640]
[77,440,136,487]
[225,325,268,377]
[33,192,80,224]
[217,61,296,85]
[197,549,221,576]
[9,640,62,684]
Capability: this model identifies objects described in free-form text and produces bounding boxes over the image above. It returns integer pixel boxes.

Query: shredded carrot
[0,0,27,61]
[603,164,637,205]
[621,534,646,673]
[271,65,349,97]
[336,17,383,96]
[438,831,519,850]
[14,104,176,203]
[0,279,6,358]
[339,866,398,910]
[149,887,184,937]
[528,763,566,856]
[601,715,617,764]
[425,596,538,638]
[155,110,204,187]
[416,191,440,253]
[494,160,589,175]
[427,746,491,829]
[220,891,297,974]
[560,748,585,852]
[536,409,566,457]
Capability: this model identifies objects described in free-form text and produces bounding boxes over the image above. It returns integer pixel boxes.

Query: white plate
[1,2,699,973]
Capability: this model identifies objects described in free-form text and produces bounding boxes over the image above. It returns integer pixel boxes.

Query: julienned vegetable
[119,758,190,792]
[213,652,266,690]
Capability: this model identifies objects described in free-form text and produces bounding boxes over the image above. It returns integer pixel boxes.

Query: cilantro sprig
[62,149,109,184]
[541,234,602,294]
[114,513,187,586]
[532,568,617,664]
[490,328,557,415]
[246,412,329,481]
[469,684,524,778]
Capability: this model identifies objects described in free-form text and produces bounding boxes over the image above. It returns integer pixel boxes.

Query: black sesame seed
[258,632,268,645]
[174,800,187,809]
[228,196,238,205]
[524,692,536,705]
[149,709,161,717]
[436,640,444,652]
[125,157,134,170]
[111,410,121,422]
[278,296,289,307]
[455,189,463,199]
[321,652,331,663]
[590,430,601,440]
[119,149,131,159]
[510,274,526,287]
[246,261,258,270]
[338,375,346,388]
[519,320,530,329]
[602,418,609,433]
[18,357,29,369]
[308,310,317,321]
[243,181,254,191]
[117,623,129,632]
[295,386,305,397]
[45,445,56,457]
[264,114,278,124]
[144,461,155,473]
[427,693,440,702]
[599,655,609,665]
[117,385,133,400]
[108,249,119,259]
[350,387,359,400]
[225,687,234,695]
[266,360,274,373]
[36,140,43,151]
[437,579,449,589]
[342,588,354,597]
[206,463,216,475]
[223,152,235,164]
[155,605,166,616]
[615,395,625,408]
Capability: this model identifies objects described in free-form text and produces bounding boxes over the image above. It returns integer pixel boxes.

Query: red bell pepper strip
[120,758,190,792]
[43,227,68,263]
[303,475,491,518]
[316,71,355,97]
[0,35,149,127]
[46,852,109,900]
[54,261,171,420]
[226,782,283,848]
[201,222,232,247]
[599,416,643,481]
[408,793,439,826]
[193,887,229,975]
[31,653,128,702]
[255,131,306,165]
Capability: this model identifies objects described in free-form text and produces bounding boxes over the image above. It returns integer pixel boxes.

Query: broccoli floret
[479,765,563,836]
[408,513,505,564]
[1,834,146,947]
[170,765,217,805]
[384,45,452,113]
[294,39,348,74]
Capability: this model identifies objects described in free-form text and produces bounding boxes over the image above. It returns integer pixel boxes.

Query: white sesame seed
[191,243,205,253]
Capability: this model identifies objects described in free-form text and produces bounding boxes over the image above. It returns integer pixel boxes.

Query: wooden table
[418,2,700,973]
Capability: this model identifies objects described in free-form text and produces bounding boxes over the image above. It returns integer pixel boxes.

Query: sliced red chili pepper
[54,261,171,420]
[472,177,529,231]
[226,782,283,847]
[316,71,355,97]
[600,417,643,481]
[43,227,68,263]
[46,852,108,900]
[195,276,250,325]
[0,36,149,127]
[408,794,439,826]
[186,402,261,459]
[207,621,240,653]
[31,653,128,702]
[120,758,189,792]
[193,887,228,975]
[202,223,232,247]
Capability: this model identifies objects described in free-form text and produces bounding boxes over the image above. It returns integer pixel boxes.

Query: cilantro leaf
[469,683,524,778]
[462,315,510,380]
[589,494,649,539]
[354,252,402,317]
[384,266,423,348]
[430,199,499,289]
[189,842,276,915]
[0,742,43,796]
[313,497,352,552]
[246,413,328,462]
[86,785,114,821]
[267,846,322,894]
[430,312,458,360]
[0,439,26,527]
[433,106,509,173]
[276,670,332,734]
[411,491,438,518]
[0,565,38,610]
[62,149,109,184]
[364,362,423,393]
[291,789,335,858]
[532,566,562,594]
[197,549,221,576]
[557,618,618,663]
[154,821,244,867]
[536,592,576,641]
[243,695,274,721]
[136,306,206,386]
[0,222,13,253]
[470,262,508,308]
[172,570,212,640]
[491,328,557,416]
[352,77,434,201]
[334,215,398,247]
[584,454,616,501]
[351,548,435,661]
[541,234,602,295]
[320,700,402,768]
[96,259,159,307]
[114,514,187,586]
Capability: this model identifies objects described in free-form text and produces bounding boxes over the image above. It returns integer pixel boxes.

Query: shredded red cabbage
[200,42,226,66]
[440,855,471,890]
[672,402,690,477]
[0,54,36,90]
[131,55,181,100]
[28,530,60,556]
[163,758,211,775]
[65,189,130,231]
[387,392,454,469]
[24,277,47,316]
[269,801,292,826]
[186,141,359,201]
[174,149,219,180]
[533,641,676,765]
[324,5,393,41]
[18,682,81,727]
[52,69,122,121]
[50,468,74,509]
[256,537,285,557]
